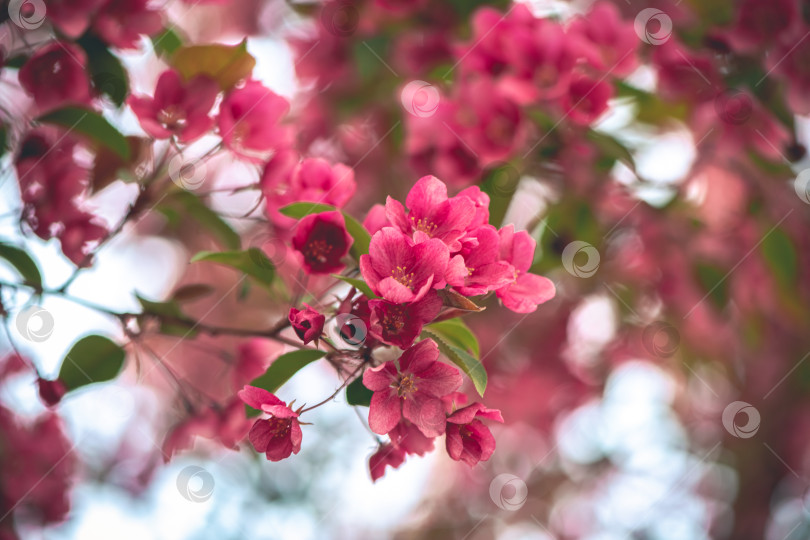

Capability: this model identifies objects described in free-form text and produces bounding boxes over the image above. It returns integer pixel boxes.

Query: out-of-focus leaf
[587,129,635,171]
[158,191,241,250]
[246,349,327,414]
[424,318,480,358]
[91,136,149,193]
[0,243,43,291]
[760,227,797,290]
[171,40,255,91]
[332,274,377,298]
[37,107,130,160]
[615,81,688,125]
[191,249,275,287]
[279,202,371,257]
[352,37,388,82]
[172,284,215,303]
[694,262,729,309]
[345,376,373,406]
[58,335,125,392]
[151,27,184,58]
[423,330,487,397]
[136,293,198,337]
[77,35,129,107]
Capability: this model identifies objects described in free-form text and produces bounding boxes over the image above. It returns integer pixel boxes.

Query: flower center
[410,216,437,235]
[158,105,187,129]
[381,307,405,335]
[267,416,291,437]
[391,265,415,289]
[305,239,333,264]
[396,373,418,398]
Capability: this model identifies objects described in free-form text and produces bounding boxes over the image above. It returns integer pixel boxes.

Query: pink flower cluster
[14,129,107,266]
[405,2,638,185]
[129,71,292,161]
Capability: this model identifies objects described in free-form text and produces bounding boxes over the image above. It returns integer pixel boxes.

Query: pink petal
[414,361,463,398]
[398,338,439,374]
[403,393,446,437]
[362,362,398,391]
[497,273,556,313]
[239,385,284,410]
[368,389,402,435]
[248,419,273,453]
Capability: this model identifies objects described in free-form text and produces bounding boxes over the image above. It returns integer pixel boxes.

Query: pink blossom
[46,0,105,38]
[368,291,442,349]
[457,186,490,229]
[561,74,613,126]
[388,419,435,456]
[362,204,389,236]
[93,0,162,50]
[18,42,91,112]
[450,225,515,296]
[238,386,302,461]
[162,398,251,460]
[445,403,503,466]
[496,225,556,313]
[360,227,451,303]
[233,339,277,390]
[219,81,291,162]
[288,304,326,344]
[37,378,66,407]
[385,175,476,251]
[363,338,462,437]
[568,2,639,78]
[368,443,406,482]
[291,211,353,275]
[128,70,219,144]
[262,154,356,226]
[58,211,107,266]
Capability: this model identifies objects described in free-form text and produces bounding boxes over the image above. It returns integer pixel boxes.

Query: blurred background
[1,0,810,538]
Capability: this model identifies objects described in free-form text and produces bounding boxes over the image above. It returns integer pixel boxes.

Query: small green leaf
[0,243,43,291]
[151,27,184,58]
[345,376,373,406]
[247,349,328,408]
[158,191,241,250]
[279,202,371,258]
[191,249,275,287]
[760,227,797,290]
[332,274,377,298]
[59,335,126,392]
[37,107,130,160]
[424,318,480,358]
[423,330,487,397]
[171,39,255,91]
[694,262,729,309]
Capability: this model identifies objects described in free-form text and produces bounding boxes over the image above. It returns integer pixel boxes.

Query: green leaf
[586,129,635,171]
[247,349,327,409]
[151,27,184,57]
[135,293,198,337]
[171,39,255,91]
[760,227,797,290]
[345,376,373,406]
[158,191,241,250]
[37,107,130,160]
[694,262,729,309]
[0,243,43,291]
[191,249,275,287]
[423,330,487,397]
[58,335,126,392]
[424,318,480,358]
[332,274,377,298]
[279,202,371,258]
[77,35,129,107]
